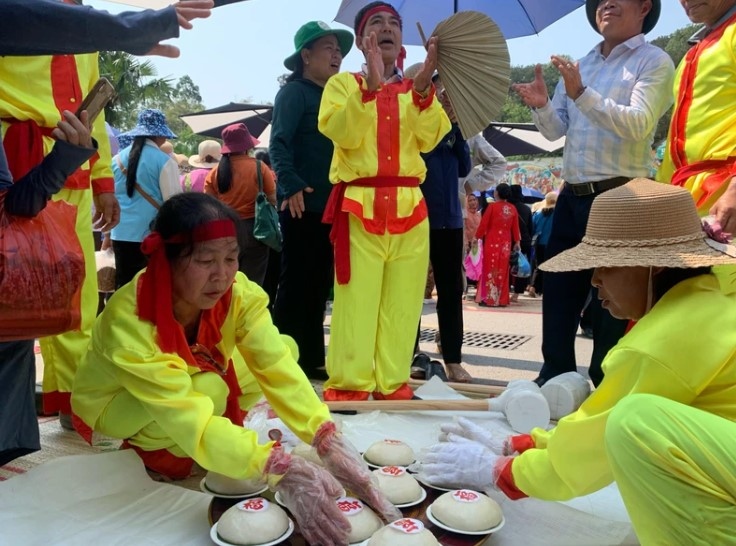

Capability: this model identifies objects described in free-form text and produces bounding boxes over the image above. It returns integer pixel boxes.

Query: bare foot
[446,363,472,383]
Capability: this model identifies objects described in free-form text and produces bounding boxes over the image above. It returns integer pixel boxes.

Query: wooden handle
[416,22,428,48]
[407,379,505,397]
[326,399,491,413]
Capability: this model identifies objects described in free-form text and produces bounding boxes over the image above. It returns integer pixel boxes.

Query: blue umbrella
[522,186,544,200]
[334,0,586,44]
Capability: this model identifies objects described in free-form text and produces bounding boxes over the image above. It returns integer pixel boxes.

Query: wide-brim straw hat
[540,178,736,273]
[189,139,222,169]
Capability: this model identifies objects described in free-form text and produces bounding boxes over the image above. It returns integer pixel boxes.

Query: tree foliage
[99,52,207,155]
[497,24,700,147]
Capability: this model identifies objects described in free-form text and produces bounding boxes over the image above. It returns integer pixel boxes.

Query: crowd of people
[2,0,736,544]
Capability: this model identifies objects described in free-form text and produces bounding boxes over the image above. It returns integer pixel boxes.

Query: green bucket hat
[283,21,354,71]
[585,0,660,35]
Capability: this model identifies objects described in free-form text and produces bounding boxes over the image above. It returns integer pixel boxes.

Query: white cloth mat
[0,378,638,545]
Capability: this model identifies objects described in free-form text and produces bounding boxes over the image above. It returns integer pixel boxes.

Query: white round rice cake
[217,497,289,545]
[368,518,439,545]
[431,489,502,532]
[364,439,415,467]
[372,466,422,504]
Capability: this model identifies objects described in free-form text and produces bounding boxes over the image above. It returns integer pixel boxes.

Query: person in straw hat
[318,1,450,401]
[512,0,674,388]
[183,139,221,192]
[418,178,736,545]
[111,108,181,289]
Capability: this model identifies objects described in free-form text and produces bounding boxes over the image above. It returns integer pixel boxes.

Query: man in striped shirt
[513,0,674,386]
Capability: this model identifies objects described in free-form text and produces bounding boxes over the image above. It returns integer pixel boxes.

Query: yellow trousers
[325,215,429,397]
[606,394,736,545]
[41,188,97,414]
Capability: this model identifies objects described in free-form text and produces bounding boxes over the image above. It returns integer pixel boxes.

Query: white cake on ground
[368,518,439,545]
[364,439,415,466]
[217,497,289,545]
[335,496,383,543]
[205,471,266,496]
[372,466,423,504]
[431,489,502,532]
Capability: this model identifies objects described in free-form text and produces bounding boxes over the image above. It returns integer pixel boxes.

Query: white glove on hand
[419,437,499,492]
[439,417,512,455]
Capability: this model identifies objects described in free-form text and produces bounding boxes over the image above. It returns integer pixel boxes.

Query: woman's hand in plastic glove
[264,449,351,546]
[419,436,504,492]
[313,422,402,523]
[439,417,512,455]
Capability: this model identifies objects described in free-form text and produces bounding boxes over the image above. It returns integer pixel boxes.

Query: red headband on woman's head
[137,218,237,358]
[356,5,402,39]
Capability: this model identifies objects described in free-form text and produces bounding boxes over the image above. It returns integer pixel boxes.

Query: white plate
[393,486,427,509]
[413,475,459,492]
[425,504,505,536]
[210,519,295,546]
[199,478,269,499]
[273,491,287,507]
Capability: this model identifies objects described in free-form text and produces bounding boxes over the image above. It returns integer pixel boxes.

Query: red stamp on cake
[453,489,480,503]
[336,497,364,515]
[383,439,403,444]
[237,498,269,512]
[379,465,406,477]
[390,518,424,534]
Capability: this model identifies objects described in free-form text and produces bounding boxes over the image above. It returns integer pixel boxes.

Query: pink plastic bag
[464,240,483,281]
[0,193,85,340]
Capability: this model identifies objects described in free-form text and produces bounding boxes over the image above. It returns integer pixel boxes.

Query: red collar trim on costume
[357,5,402,39]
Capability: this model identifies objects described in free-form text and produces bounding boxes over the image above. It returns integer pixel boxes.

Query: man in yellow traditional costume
[319,1,450,401]
[0,0,118,423]
[658,0,736,293]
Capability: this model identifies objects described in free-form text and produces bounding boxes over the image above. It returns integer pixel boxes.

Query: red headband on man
[356,5,406,71]
[356,5,402,39]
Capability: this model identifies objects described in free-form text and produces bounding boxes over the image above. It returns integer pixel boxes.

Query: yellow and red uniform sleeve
[507,275,736,501]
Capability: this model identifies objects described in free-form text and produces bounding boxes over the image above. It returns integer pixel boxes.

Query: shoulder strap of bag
[255,159,263,193]
[116,155,161,210]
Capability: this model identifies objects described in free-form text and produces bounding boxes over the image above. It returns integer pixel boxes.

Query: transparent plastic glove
[313,421,402,523]
[264,449,351,546]
[439,417,512,455]
[419,436,506,492]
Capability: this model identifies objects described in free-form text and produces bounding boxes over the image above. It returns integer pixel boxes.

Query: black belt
[568,177,631,197]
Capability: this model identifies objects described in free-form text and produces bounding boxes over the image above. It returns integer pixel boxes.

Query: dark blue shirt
[420,124,471,230]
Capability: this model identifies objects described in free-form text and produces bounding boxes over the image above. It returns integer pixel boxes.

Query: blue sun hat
[119,108,176,140]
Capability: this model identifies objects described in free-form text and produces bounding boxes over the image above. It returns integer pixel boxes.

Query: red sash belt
[672,157,736,209]
[2,118,89,189]
[322,176,420,285]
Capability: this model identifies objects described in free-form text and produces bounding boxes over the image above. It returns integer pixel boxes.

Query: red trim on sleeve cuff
[353,73,378,103]
[91,177,114,195]
[412,83,436,111]
[496,458,528,500]
[510,434,535,454]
